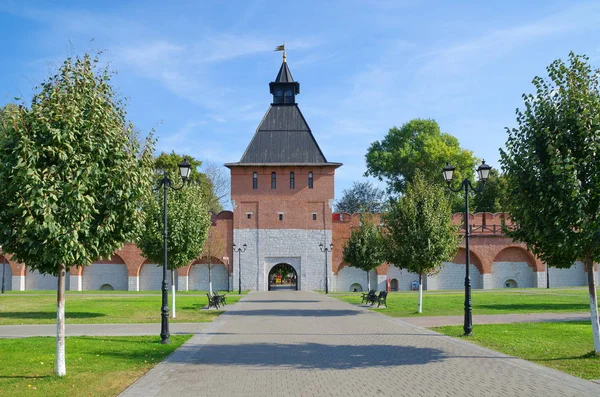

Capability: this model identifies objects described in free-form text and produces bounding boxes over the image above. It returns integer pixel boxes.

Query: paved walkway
[118,291,599,397]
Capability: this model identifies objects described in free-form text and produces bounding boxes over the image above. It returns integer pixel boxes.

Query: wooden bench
[206,293,220,309]
[361,290,376,304]
[376,291,388,308]
[213,291,227,306]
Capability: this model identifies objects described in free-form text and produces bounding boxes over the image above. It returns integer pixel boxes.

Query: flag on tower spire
[275,43,286,62]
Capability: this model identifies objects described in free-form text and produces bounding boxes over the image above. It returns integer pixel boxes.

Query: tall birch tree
[500,52,600,353]
[0,54,154,375]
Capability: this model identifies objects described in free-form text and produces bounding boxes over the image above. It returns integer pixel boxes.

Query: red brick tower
[226,52,342,291]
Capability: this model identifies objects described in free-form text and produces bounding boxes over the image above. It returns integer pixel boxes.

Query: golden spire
[283,50,287,63]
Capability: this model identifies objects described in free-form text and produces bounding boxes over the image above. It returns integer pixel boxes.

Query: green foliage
[0,54,154,275]
[342,215,385,273]
[471,168,509,213]
[154,152,222,213]
[499,52,600,268]
[383,172,458,276]
[365,119,478,203]
[137,179,211,270]
[334,180,386,214]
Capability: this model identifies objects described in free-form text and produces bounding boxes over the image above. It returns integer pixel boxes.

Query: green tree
[342,215,385,291]
[500,52,600,353]
[154,152,222,213]
[365,119,477,194]
[137,164,211,315]
[383,172,458,313]
[471,169,509,213]
[334,180,386,214]
[0,54,155,376]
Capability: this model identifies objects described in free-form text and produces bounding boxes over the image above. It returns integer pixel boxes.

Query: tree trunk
[418,272,423,314]
[367,270,371,291]
[585,254,600,353]
[208,264,213,295]
[56,264,66,376]
[171,270,176,319]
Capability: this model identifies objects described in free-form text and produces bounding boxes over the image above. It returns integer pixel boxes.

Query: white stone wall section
[189,264,228,291]
[139,263,178,291]
[234,228,330,291]
[386,266,420,291]
[548,261,589,287]
[426,263,483,290]
[490,262,533,288]
[82,264,128,291]
[0,263,12,291]
[70,275,83,291]
[12,275,25,291]
[25,268,70,290]
[335,266,377,292]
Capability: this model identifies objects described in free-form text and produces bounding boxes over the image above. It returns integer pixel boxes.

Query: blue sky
[1,1,600,208]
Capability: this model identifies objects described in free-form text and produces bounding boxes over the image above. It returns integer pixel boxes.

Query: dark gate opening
[268,263,298,291]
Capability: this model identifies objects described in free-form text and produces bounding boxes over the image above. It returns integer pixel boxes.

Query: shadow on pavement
[107,342,447,369]
[224,309,361,317]
[243,300,321,303]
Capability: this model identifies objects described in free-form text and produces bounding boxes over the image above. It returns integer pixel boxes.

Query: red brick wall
[230,166,335,231]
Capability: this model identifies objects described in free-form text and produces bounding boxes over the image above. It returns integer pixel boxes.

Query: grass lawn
[433,322,599,380]
[0,335,191,397]
[332,288,595,317]
[0,293,243,325]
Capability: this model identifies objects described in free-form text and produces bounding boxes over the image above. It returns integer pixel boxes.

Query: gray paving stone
[118,291,600,397]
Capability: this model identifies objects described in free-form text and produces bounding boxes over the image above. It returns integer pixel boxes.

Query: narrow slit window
[247,213,252,219]
[308,172,313,189]
[271,172,276,189]
[278,213,283,221]
[253,172,258,189]
[290,172,295,189]
[312,213,317,221]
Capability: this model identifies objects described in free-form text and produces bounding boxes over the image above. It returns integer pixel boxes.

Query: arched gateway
[268,263,298,291]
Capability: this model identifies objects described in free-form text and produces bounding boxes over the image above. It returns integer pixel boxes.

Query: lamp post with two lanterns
[442,160,491,336]
[156,158,192,344]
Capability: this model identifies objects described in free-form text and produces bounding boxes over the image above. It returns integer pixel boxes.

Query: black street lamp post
[443,160,491,336]
[156,159,192,344]
[319,242,333,294]
[233,243,247,295]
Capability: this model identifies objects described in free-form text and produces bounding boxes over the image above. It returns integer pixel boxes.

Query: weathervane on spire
[274,43,286,62]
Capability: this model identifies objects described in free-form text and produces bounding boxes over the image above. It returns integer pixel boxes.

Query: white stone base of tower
[233,228,331,291]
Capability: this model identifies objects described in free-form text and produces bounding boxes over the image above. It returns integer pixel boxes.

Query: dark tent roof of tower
[225,105,341,167]
[275,61,294,83]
